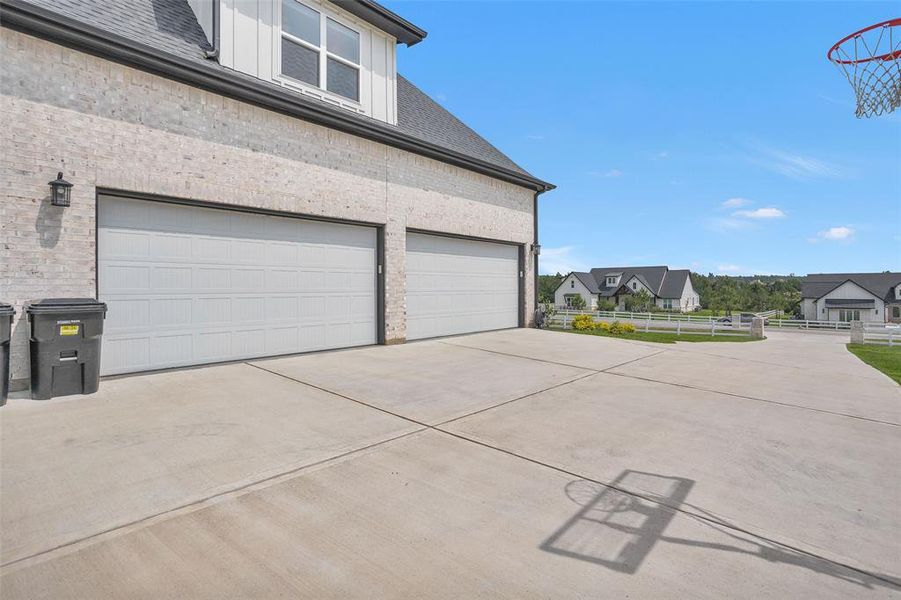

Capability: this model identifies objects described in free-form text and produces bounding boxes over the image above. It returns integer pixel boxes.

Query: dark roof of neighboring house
[559,266,691,299]
[4,0,550,191]
[801,272,901,302]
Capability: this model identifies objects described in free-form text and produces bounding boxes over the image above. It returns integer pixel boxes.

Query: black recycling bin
[0,303,14,406]
[25,298,107,400]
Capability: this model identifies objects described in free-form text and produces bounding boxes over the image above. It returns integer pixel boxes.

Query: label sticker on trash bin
[59,324,80,336]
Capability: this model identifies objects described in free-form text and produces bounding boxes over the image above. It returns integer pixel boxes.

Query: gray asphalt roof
[801,272,901,302]
[659,269,691,298]
[589,266,674,298]
[18,0,534,180]
[570,272,601,294]
[561,266,690,299]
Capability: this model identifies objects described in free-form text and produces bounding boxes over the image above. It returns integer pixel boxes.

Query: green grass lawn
[554,328,761,344]
[847,344,901,384]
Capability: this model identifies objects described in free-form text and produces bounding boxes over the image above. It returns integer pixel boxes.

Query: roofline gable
[813,278,881,301]
[1,0,554,192]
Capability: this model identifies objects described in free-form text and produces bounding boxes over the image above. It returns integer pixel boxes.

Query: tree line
[539,273,803,316]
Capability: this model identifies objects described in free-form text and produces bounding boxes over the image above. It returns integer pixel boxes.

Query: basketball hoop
[827,18,901,118]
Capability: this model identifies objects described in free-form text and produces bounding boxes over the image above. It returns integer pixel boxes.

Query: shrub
[572,314,594,330]
[594,321,611,332]
[608,321,637,335]
[596,299,616,312]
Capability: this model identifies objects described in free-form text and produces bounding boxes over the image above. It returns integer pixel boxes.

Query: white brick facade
[0,29,536,386]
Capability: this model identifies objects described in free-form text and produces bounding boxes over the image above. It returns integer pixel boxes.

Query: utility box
[0,302,14,406]
[25,298,107,400]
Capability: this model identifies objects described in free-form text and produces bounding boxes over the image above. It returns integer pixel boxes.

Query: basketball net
[828,18,901,118]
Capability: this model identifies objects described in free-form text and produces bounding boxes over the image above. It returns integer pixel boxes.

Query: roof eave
[332,0,426,46]
[1,0,553,193]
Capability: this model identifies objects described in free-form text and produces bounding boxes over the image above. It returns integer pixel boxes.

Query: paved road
[1,329,898,598]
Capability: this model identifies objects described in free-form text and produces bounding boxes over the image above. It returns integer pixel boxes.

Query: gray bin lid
[0,302,14,317]
[25,298,107,315]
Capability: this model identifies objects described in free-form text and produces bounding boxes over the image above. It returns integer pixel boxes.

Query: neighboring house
[1,0,553,389]
[801,272,901,323]
[554,266,700,312]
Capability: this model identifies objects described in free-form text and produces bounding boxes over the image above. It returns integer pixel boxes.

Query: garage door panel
[99,196,377,375]
[406,233,519,340]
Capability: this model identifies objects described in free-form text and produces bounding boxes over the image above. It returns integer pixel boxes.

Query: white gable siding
[187,0,215,45]
[623,275,652,296]
[814,281,884,322]
[219,0,397,123]
[554,275,596,310]
[680,276,700,312]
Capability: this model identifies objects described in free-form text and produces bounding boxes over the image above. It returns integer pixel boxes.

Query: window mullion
[319,14,327,88]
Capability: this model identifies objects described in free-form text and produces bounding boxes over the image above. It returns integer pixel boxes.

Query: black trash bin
[0,302,15,406]
[25,298,107,400]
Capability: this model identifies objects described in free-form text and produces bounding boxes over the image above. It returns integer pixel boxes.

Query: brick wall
[0,29,536,386]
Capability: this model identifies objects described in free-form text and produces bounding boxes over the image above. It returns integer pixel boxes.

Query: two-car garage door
[98,196,377,375]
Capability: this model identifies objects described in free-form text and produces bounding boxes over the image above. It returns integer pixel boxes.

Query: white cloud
[817,226,855,241]
[525,134,545,140]
[706,217,752,233]
[589,168,623,178]
[748,145,843,179]
[716,264,742,273]
[721,197,751,208]
[538,246,590,275]
[656,151,669,159]
[732,207,786,219]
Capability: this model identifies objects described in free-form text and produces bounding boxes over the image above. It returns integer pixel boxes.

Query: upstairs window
[281,0,361,102]
[606,277,616,286]
[631,282,637,290]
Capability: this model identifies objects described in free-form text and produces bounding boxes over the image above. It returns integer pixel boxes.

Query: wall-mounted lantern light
[531,243,541,256]
[49,172,73,207]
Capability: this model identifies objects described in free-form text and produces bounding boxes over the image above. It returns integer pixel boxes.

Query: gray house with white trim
[1,0,552,389]
[801,272,901,323]
[554,266,700,312]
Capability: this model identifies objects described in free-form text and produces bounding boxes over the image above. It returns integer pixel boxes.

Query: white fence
[548,309,851,335]
[861,323,901,346]
[550,310,750,337]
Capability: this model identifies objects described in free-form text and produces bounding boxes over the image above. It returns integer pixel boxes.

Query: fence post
[751,317,765,339]
[850,321,864,344]
[677,321,681,336]
[646,316,650,332]
[711,320,715,336]
[890,330,894,347]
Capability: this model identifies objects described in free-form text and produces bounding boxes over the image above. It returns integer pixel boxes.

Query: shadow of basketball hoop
[540,470,901,591]
[540,470,693,574]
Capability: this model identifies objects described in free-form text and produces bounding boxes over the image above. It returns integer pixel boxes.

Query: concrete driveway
[1,329,899,598]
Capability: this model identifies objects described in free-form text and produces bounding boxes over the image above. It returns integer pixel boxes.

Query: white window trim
[275,0,365,110]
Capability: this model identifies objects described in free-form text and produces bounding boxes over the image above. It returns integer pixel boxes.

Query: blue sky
[387,0,901,276]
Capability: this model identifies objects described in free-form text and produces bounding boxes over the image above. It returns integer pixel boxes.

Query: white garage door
[98,196,377,375]
[405,232,520,340]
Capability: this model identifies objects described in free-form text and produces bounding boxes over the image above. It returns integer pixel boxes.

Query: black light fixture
[531,243,541,256]
[49,172,73,207]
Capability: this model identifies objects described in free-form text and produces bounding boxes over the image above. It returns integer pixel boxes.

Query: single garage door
[405,232,519,340]
[98,196,377,375]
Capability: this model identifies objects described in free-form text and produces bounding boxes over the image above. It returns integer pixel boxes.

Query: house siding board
[813,281,884,323]
[554,274,595,310]
[0,28,536,384]
[220,0,396,122]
